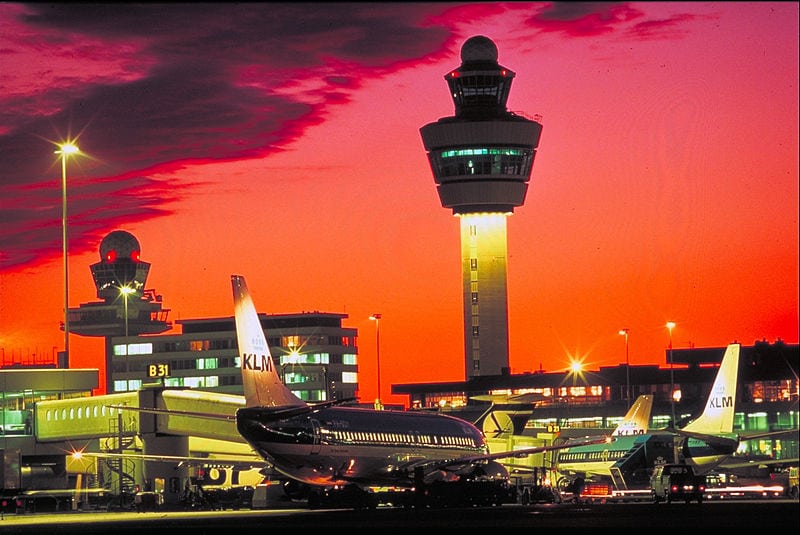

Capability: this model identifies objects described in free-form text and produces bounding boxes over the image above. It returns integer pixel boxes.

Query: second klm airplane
[555,343,748,489]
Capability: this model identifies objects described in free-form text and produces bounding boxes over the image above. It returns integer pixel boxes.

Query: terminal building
[66,230,358,402]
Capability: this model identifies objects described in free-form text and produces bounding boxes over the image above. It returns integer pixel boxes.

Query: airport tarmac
[1,500,798,532]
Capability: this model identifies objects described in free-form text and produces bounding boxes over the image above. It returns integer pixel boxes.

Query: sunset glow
[0,3,797,406]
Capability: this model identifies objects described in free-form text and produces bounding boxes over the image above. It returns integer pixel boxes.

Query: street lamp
[55,142,79,363]
[119,285,135,339]
[369,314,382,409]
[619,328,630,407]
[666,321,676,427]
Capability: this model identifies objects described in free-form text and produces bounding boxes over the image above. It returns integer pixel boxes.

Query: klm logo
[617,429,646,436]
[243,353,272,372]
[709,395,733,408]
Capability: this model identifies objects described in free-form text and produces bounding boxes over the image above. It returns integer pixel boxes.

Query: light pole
[56,142,79,363]
[619,328,630,407]
[666,321,676,427]
[120,285,135,339]
[369,313,382,409]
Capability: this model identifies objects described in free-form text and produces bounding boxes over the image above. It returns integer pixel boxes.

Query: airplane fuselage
[236,405,490,488]
[556,434,649,477]
[556,432,738,480]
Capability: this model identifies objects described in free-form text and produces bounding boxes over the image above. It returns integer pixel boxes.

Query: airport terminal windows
[0,408,32,435]
[180,376,219,389]
[197,358,217,369]
[744,379,794,403]
[106,312,358,399]
[342,372,357,384]
[278,353,330,366]
[114,342,153,356]
[113,378,142,392]
[190,340,209,351]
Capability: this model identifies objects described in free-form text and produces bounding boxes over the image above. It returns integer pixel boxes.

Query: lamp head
[55,142,80,155]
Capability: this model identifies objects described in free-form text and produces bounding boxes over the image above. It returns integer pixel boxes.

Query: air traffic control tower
[67,230,171,392]
[420,36,543,378]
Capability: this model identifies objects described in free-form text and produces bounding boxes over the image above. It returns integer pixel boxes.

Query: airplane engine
[470,460,509,481]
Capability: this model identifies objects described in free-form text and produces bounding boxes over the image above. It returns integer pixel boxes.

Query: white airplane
[554,394,654,480]
[229,275,607,507]
[555,343,791,488]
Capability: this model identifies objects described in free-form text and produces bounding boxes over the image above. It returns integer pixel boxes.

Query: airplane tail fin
[231,275,307,409]
[681,343,740,435]
[611,394,653,437]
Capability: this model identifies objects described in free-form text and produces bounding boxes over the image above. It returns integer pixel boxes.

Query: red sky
[1,3,798,406]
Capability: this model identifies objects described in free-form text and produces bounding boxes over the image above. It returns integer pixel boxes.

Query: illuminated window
[433,148,533,178]
[128,343,153,355]
[283,335,300,349]
[189,340,209,351]
[342,372,358,383]
[197,358,218,370]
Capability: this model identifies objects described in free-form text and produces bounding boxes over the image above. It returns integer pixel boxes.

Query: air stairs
[608,440,648,490]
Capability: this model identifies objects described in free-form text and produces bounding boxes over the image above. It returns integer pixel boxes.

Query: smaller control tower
[420,36,543,378]
[68,230,171,392]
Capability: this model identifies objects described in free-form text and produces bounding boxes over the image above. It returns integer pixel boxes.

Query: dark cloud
[19,3,452,66]
[0,3,454,271]
[528,2,706,39]
[529,2,646,36]
[1,2,688,271]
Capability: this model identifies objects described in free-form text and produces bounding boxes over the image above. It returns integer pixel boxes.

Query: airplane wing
[447,435,609,466]
[675,429,740,451]
[469,393,545,404]
[404,435,609,473]
[106,397,359,422]
[737,428,800,441]
[717,456,800,471]
[675,427,798,451]
[68,449,269,470]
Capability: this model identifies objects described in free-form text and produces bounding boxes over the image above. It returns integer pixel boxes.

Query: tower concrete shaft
[419,36,542,378]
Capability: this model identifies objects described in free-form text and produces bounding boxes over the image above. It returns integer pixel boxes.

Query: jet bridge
[30,385,261,507]
[34,385,244,444]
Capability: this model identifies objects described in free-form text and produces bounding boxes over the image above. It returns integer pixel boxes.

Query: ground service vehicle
[651,464,706,504]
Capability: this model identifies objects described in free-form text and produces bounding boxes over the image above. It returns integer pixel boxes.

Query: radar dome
[99,230,141,263]
[461,35,498,63]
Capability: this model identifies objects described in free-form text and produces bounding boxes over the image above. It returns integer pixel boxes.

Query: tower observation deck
[419,36,543,378]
